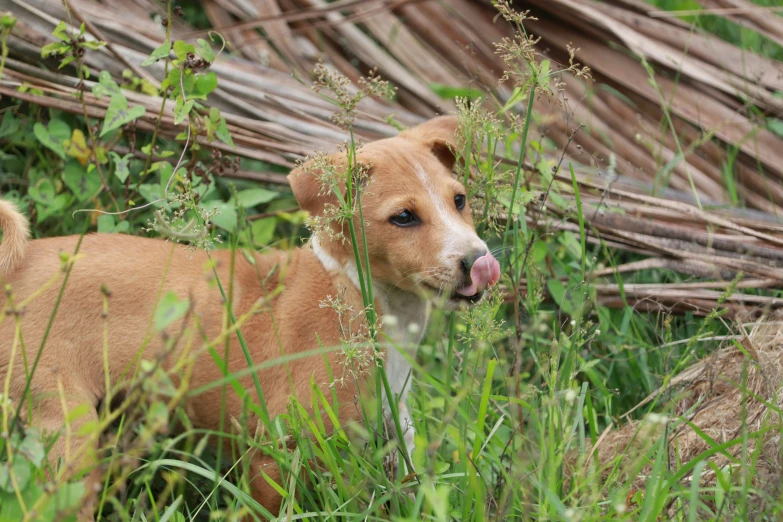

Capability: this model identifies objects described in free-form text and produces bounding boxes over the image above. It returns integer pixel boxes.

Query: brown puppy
[0,116,500,516]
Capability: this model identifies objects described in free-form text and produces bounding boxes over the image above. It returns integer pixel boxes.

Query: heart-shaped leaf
[195,71,218,97]
[35,194,70,221]
[138,183,165,207]
[63,160,101,201]
[18,430,45,468]
[155,291,190,332]
[109,151,133,183]
[101,94,146,137]
[28,178,55,205]
[33,120,70,159]
[142,40,171,66]
[230,188,278,208]
[0,456,31,493]
[195,38,215,62]
[97,214,115,233]
[173,40,195,61]
[173,98,194,125]
[92,70,121,99]
[247,217,275,246]
[0,112,19,138]
[201,201,237,232]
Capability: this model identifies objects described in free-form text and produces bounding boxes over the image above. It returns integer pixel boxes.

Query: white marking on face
[414,165,488,265]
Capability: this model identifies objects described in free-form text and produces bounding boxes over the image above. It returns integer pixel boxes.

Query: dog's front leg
[248,452,284,517]
[382,346,416,476]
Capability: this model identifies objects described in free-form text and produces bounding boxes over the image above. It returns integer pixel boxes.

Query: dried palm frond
[568,313,783,516]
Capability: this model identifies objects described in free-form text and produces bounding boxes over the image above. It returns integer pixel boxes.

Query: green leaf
[0,112,19,138]
[63,160,101,201]
[41,41,68,58]
[155,291,190,331]
[195,72,218,97]
[52,21,69,41]
[434,462,450,474]
[173,40,195,61]
[142,41,171,66]
[12,459,30,491]
[429,82,482,101]
[97,214,115,233]
[147,400,169,428]
[158,162,175,187]
[0,457,31,493]
[115,220,130,233]
[230,188,277,208]
[28,178,56,206]
[0,480,82,520]
[195,38,215,62]
[58,55,76,70]
[0,464,8,494]
[33,120,69,159]
[201,201,237,232]
[547,278,574,316]
[173,98,194,126]
[18,430,45,467]
[101,94,146,137]
[109,151,133,183]
[500,86,527,114]
[182,73,196,95]
[36,194,71,222]
[49,119,71,141]
[66,403,91,424]
[532,240,548,263]
[215,115,233,148]
[81,40,106,51]
[247,217,275,246]
[138,183,164,205]
[768,118,783,139]
[44,481,85,519]
[92,70,121,99]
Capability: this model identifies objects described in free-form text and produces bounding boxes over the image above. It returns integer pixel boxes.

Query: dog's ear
[288,159,336,217]
[289,154,365,217]
[400,115,459,170]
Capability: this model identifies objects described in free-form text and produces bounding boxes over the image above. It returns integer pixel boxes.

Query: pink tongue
[456,252,501,297]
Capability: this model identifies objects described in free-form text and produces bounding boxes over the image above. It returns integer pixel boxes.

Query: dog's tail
[0,199,29,276]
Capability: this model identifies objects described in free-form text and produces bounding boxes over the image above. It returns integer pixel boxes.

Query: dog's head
[289,116,500,305]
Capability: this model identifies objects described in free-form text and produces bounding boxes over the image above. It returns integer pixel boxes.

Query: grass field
[1,0,783,520]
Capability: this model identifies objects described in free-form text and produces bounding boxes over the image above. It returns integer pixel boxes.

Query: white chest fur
[375,284,429,461]
[375,285,430,404]
[310,237,427,457]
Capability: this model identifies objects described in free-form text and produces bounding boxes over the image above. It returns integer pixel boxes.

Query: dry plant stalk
[570,313,783,515]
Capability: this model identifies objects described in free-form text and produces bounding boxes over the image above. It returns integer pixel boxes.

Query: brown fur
[0,116,489,518]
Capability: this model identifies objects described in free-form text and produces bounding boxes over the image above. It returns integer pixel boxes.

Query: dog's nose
[460,249,489,275]
[455,250,501,297]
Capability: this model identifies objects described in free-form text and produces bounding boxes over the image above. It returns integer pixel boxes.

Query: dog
[0,115,500,517]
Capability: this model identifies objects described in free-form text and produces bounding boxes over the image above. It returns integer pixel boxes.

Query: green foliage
[0,426,84,521]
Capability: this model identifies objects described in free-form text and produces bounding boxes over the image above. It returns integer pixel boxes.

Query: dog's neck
[310,234,430,340]
[310,234,429,401]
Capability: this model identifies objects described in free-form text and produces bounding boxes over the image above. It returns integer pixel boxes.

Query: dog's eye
[390,210,418,227]
[454,194,466,210]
